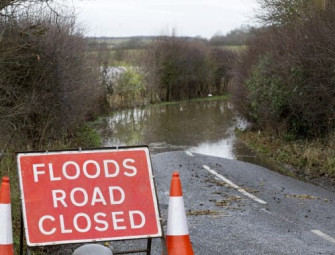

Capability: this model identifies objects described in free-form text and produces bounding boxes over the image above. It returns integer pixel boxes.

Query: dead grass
[215,196,243,207]
[186,210,221,216]
[238,130,335,181]
[284,194,318,200]
[0,126,102,254]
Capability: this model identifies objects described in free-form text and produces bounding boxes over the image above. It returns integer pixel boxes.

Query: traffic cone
[165,172,194,255]
[0,176,14,255]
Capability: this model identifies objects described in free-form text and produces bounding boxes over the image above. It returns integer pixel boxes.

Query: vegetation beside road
[1,2,240,251]
[231,0,335,182]
[0,2,105,253]
[2,0,335,253]
[238,130,335,181]
[95,33,238,109]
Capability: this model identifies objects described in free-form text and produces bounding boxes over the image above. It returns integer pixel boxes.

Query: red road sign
[17,147,162,246]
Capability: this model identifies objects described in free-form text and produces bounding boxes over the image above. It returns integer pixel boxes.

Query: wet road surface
[109,151,335,255]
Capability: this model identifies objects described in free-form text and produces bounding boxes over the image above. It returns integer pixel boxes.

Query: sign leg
[161,236,168,255]
[20,210,24,255]
[146,238,152,255]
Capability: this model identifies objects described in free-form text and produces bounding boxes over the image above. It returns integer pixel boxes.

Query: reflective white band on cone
[166,197,189,236]
[0,204,13,244]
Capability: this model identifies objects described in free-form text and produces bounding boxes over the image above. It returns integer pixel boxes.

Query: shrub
[0,12,106,150]
[109,66,147,108]
[232,5,335,138]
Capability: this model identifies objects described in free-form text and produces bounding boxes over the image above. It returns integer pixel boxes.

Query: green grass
[237,130,335,181]
[211,45,247,52]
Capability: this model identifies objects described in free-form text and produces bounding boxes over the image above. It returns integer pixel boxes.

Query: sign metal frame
[16,146,167,254]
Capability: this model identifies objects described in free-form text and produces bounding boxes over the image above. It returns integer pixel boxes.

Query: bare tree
[256,0,328,25]
[0,10,105,150]
[143,35,213,102]
[0,0,53,9]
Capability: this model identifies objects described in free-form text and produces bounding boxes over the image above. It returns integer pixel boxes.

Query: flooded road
[96,98,268,167]
[92,99,335,255]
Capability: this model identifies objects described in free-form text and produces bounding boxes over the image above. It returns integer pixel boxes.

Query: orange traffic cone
[165,172,194,255]
[0,176,14,255]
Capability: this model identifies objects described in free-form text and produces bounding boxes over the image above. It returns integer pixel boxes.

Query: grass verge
[237,130,335,183]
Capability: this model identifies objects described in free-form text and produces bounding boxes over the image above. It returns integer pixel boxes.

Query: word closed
[17,147,162,246]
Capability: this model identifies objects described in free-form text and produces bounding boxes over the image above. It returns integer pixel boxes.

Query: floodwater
[96,98,269,167]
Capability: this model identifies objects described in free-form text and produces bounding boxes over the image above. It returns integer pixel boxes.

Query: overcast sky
[70,0,258,38]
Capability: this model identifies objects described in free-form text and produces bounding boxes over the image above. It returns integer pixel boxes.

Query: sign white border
[17,147,162,246]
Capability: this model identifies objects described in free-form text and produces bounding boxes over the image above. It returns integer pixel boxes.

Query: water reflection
[190,138,235,159]
[96,99,258,159]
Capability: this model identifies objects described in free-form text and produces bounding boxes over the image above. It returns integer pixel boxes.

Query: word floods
[17,147,162,246]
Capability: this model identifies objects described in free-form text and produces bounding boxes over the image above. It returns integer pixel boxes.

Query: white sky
[70,0,258,38]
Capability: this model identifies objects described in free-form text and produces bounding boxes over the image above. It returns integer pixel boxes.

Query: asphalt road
[56,151,335,255]
[125,151,335,255]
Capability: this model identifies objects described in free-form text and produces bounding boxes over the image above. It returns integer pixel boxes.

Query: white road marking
[185,151,194,157]
[311,230,335,244]
[203,165,267,205]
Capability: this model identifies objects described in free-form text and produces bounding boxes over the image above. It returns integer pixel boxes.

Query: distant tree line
[100,34,237,108]
[231,0,335,138]
[88,30,253,51]
[142,35,236,102]
[209,26,254,46]
[87,35,210,51]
